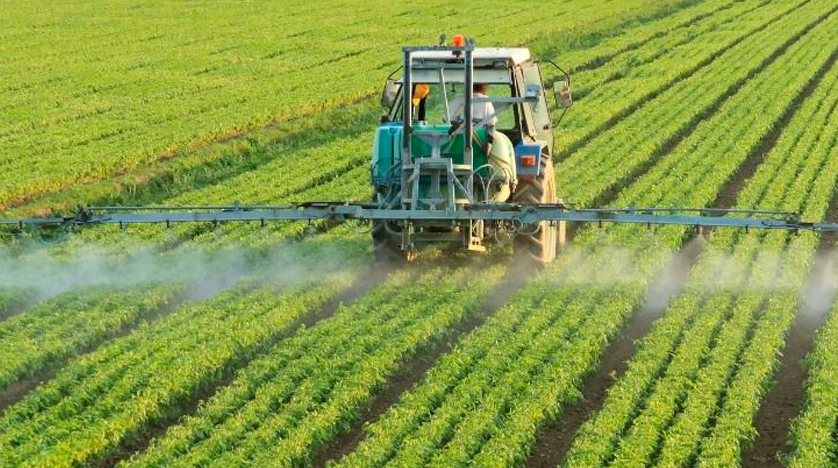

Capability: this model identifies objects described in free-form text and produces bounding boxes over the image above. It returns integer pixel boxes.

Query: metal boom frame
[4,203,838,233]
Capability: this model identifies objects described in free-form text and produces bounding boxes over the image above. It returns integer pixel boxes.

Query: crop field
[4,0,838,467]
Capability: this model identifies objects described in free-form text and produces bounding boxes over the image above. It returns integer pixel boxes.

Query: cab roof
[411,48,531,66]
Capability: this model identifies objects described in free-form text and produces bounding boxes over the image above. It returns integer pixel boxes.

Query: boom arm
[3,203,838,233]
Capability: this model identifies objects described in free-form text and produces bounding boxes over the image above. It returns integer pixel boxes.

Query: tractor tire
[372,220,410,265]
[512,155,558,266]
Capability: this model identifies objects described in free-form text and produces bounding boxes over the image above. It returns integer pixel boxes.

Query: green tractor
[371,36,572,264]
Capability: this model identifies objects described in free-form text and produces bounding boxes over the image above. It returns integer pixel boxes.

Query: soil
[741,256,836,467]
[0,374,52,414]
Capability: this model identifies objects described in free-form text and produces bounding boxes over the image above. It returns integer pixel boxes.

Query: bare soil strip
[311,262,535,467]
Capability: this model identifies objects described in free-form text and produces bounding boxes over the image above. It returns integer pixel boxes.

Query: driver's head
[473,83,489,95]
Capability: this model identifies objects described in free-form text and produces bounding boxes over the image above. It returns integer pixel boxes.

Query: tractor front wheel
[512,156,558,266]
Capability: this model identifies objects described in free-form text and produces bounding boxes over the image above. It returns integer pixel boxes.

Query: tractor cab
[370,37,572,264]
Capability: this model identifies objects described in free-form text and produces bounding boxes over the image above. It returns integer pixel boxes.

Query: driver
[449,83,496,126]
[449,83,516,202]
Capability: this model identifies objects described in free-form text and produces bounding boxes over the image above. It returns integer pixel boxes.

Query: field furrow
[3,1,838,467]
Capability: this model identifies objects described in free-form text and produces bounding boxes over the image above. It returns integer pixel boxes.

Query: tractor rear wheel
[512,155,558,266]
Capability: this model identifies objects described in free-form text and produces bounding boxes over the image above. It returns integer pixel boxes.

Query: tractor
[370,35,572,264]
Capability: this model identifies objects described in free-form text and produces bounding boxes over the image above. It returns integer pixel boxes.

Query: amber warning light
[451,34,465,47]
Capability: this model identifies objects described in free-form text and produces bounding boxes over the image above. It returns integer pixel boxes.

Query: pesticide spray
[0,237,364,303]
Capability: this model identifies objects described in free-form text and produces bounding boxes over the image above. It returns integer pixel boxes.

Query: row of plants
[549,0,799,156]
[0,231,366,468]
[694,79,838,468]
[2,97,381,219]
[0,0,691,208]
[0,287,32,318]
[555,0,834,207]
[50,132,374,253]
[786,268,838,467]
[0,285,181,393]
[2,0,742,221]
[118,264,505,467]
[330,245,638,467]
[106,0,818,256]
[562,0,762,96]
[562,13,838,467]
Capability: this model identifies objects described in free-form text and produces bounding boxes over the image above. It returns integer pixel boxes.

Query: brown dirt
[0,374,53,414]
[712,44,837,212]
[523,235,703,467]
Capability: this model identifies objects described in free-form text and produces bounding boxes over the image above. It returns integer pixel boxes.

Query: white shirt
[449,92,497,126]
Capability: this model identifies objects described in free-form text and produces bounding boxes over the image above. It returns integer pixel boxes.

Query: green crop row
[787,282,838,467]
[0,0,696,208]
[695,90,838,468]
[321,5,838,466]
[549,0,799,157]
[0,233,364,468]
[555,0,831,207]
[331,246,632,467]
[119,264,504,468]
[326,13,831,458]
[0,285,180,393]
[52,133,374,253]
[1,0,745,226]
[98,0,814,256]
[562,13,838,467]
[0,287,33,318]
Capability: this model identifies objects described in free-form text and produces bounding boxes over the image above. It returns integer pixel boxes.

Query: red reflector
[521,155,537,166]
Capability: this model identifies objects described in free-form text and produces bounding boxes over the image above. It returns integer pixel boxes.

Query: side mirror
[553,79,572,109]
[381,79,401,109]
